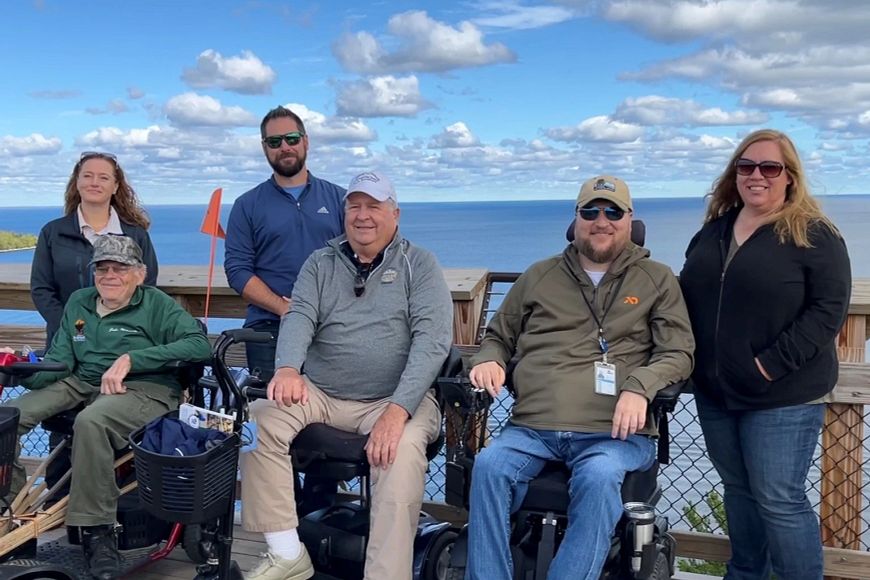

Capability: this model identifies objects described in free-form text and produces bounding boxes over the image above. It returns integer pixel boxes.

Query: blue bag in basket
[139,415,228,456]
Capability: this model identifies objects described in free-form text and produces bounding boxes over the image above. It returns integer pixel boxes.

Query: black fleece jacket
[30,212,158,346]
[680,208,851,410]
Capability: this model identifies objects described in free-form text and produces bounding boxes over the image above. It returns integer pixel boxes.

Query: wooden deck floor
[125,525,262,579]
[35,522,720,579]
[119,525,719,580]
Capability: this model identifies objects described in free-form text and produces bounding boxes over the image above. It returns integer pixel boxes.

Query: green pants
[3,376,178,526]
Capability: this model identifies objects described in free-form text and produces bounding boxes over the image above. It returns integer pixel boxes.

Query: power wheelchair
[438,375,682,580]
[439,217,684,580]
[238,343,466,580]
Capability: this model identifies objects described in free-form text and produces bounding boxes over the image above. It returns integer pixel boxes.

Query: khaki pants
[3,376,178,526]
[241,378,441,580]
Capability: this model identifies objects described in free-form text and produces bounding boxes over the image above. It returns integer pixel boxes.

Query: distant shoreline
[0,229,38,252]
[0,192,867,210]
[0,246,36,253]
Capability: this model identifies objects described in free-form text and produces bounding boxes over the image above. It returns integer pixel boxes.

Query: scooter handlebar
[241,386,268,401]
[222,329,275,344]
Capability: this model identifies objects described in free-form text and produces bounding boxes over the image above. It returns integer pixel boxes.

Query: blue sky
[2,0,869,206]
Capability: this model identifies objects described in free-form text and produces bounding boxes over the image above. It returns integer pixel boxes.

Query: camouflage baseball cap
[89,235,144,266]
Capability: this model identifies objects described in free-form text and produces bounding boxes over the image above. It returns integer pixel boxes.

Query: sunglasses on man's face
[734,158,785,178]
[577,205,626,222]
[262,132,305,149]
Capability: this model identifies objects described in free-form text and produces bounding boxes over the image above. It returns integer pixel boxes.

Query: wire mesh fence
[7,375,870,551]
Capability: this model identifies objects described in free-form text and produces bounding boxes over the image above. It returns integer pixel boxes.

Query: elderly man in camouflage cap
[1,235,211,580]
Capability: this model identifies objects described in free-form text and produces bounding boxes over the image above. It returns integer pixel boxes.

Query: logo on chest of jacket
[623,296,639,305]
[108,327,139,333]
[73,319,87,342]
[380,268,398,283]
[317,206,330,214]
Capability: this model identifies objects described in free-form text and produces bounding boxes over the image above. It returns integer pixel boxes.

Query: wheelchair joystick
[623,502,656,574]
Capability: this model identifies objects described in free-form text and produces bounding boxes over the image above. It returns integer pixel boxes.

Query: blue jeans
[695,392,824,580]
[465,425,656,580]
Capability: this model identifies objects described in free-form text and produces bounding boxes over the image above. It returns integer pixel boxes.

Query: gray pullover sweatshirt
[275,232,454,415]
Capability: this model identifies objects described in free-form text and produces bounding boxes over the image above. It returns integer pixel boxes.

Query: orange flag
[200,188,225,326]
[200,187,226,239]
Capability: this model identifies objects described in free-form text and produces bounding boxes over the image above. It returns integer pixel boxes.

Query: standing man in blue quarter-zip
[225,105,345,383]
[225,106,345,517]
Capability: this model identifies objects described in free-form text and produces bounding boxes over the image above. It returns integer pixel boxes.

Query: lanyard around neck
[578,273,626,361]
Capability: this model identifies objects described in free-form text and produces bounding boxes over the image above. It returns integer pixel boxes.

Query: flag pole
[200,188,226,327]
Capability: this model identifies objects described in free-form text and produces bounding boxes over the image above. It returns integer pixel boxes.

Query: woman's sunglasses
[262,132,305,149]
[576,205,626,222]
[80,151,118,163]
[734,158,785,178]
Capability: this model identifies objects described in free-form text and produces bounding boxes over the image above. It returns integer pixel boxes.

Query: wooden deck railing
[2,266,870,578]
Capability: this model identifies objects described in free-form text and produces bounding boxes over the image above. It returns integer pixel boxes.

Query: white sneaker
[246,548,314,580]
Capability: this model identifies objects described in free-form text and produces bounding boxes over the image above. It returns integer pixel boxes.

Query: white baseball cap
[344,171,397,204]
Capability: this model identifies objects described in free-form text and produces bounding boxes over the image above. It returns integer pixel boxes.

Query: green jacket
[471,243,694,435]
[26,285,211,391]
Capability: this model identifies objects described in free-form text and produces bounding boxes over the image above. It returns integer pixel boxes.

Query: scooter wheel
[183,523,217,564]
[422,529,457,580]
[0,559,75,580]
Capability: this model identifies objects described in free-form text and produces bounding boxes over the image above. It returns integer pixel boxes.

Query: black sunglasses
[262,131,306,149]
[577,205,625,222]
[354,273,366,297]
[734,158,785,178]
[80,151,118,163]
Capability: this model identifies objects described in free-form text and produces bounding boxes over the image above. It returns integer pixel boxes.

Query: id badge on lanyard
[594,332,617,396]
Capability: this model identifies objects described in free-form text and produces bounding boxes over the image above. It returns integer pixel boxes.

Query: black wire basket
[129,414,239,525]
[0,406,20,499]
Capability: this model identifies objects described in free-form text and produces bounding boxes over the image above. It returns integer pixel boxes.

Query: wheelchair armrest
[650,380,686,414]
[436,377,493,414]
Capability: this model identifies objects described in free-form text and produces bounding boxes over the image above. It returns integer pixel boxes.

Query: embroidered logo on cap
[593,179,616,193]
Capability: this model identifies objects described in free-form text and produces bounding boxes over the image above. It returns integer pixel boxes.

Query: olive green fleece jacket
[25,285,211,391]
[471,243,694,435]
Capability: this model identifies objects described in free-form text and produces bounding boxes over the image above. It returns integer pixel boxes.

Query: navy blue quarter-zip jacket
[679,207,851,410]
[224,173,345,327]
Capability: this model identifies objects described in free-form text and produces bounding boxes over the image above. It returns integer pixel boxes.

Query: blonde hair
[706,129,837,247]
[63,153,150,230]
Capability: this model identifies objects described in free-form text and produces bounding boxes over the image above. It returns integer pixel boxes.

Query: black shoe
[81,525,121,580]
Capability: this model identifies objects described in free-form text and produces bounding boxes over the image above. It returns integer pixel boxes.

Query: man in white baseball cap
[241,170,453,580]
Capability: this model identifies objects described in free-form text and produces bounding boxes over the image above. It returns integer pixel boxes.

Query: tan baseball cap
[576,175,632,212]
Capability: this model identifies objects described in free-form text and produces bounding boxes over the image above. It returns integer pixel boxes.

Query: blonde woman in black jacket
[680,129,851,580]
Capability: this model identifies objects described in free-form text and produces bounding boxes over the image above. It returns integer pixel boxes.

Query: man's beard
[268,150,306,179]
[577,237,625,265]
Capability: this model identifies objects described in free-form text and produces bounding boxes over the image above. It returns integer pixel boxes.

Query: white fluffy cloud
[608,0,870,123]
[546,116,644,143]
[285,103,376,143]
[336,75,432,118]
[165,93,257,127]
[430,122,480,148]
[614,95,767,127]
[182,49,277,95]
[333,10,516,74]
[0,133,63,156]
